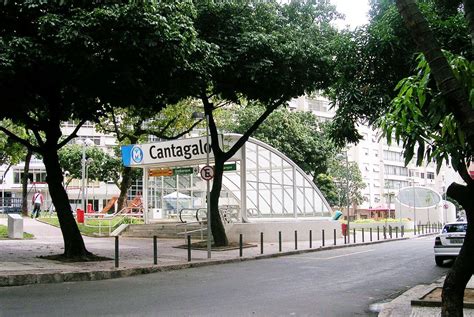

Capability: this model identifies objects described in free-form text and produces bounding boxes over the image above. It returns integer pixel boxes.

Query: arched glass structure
[397,186,441,208]
[130,134,332,223]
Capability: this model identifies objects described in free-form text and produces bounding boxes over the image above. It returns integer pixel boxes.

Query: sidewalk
[1,216,466,316]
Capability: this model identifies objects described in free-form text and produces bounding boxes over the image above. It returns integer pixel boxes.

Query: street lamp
[77,138,94,213]
[336,151,350,243]
[407,177,417,235]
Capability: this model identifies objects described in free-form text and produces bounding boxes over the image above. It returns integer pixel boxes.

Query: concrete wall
[226,219,341,243]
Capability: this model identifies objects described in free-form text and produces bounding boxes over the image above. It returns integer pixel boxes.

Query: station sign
[223,163,237,171]
[149,166,196,177]
[121,136,223,167]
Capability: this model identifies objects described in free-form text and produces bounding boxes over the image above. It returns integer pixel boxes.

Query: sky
[330,0,370,29]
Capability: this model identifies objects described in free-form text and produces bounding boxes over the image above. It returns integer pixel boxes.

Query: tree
[193,0,339,246]
[382,0,474,314]
[329,0,472,314]
[96,101,203,211]
[0,1,206,258]
[328,158,366,211]
[228,104,337,179]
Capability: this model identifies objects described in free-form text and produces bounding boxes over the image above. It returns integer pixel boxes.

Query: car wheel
[435,256,445,266]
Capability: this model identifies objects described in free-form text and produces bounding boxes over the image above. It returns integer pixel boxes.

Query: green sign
[223,163,237,171]
[173,167,195,175]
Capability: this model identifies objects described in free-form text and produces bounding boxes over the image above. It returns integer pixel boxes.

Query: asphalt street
[0,236,448,317]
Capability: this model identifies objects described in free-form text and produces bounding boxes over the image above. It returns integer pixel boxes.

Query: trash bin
[341,223,348,236]
[76,208,84,223]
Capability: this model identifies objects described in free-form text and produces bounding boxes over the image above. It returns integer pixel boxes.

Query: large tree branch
[396,0,474,150]
[146,117,204,141]
[57,119,87,149]
[0,126,39,152]
[223,97,286,161]
[463,0,474,52]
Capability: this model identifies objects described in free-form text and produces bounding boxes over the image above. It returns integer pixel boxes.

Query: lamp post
[408,177,417,234]
[77,138,94,213]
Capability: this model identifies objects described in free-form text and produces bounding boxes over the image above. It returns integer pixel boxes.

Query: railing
[176,220,207,242]
[0,197,22,213]
[83,206,143,236]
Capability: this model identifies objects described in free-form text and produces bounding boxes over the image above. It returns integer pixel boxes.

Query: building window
[384,165,408,176]
[427,172,435,180]
[13,169,47,184]
[383,150,403,162]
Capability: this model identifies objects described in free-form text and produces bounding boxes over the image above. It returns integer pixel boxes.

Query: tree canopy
[0,1,208,258]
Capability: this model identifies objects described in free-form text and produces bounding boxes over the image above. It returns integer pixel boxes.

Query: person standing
[31,190,43,218]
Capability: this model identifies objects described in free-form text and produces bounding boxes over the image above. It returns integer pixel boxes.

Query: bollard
[240,234,243,257]
[187,235,191,262]
[334,229,336,246]
[414,224,417,235]
[377,226,380,240]
[115,236,119,268]
[383,226,387,239]
[279,231,282,252]
[362,228,365,243]
[353,228,356,244]
[344,234,347,244]
[402,225,404,237]
[322,229,325,247]
[370,228,373,242]
[295,230,298,250]
[260,232,264,254]
[153,235,158,265]
[389,226,392,239]
[396,227,398,238]
[309,230,312,249]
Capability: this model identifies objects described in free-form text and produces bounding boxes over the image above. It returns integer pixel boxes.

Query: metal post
[377,226,380,240]
[239,234,243,257]
[362,228,365,243]
[322,229,325,247]
[402,225,404,237]
[205,114,211,259]
[81,142,86,213]
[334,229,336,246]
[344,234,347,244]
[309,230,312,249]
[370,228,372,241]
[153,236,157,265]
[294,230,298,250]
[353,228,356,243]
[187,235,191,262]
[279,231,282,252]
[115,236,119,268]
[260,232,264,254]
[383,226,387,239]
[396,227,398,238]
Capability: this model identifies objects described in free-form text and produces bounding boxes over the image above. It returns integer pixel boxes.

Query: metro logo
[131,146,144,163]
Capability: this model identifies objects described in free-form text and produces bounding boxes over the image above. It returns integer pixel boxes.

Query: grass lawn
[0,224,34,239]
[39,216,143,237]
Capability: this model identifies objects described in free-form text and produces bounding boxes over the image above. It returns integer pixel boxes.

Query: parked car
[434,222,467,266]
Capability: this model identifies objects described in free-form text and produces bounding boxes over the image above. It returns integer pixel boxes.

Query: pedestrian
[31,190,44,218]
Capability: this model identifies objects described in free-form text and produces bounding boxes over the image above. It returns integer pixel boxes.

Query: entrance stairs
[121,222,208,240]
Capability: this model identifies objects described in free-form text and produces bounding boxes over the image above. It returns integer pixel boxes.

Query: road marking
[320,249,374,260]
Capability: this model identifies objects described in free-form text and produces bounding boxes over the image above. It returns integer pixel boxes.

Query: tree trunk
[395,0,474,151]
[117,165,133,212]
[21,149,32,216]
[442,182,474,316]
[42,147,90,258]
[209,154,228,246]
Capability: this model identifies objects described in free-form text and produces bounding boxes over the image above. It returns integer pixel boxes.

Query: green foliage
[0,120,27,167]
[329,156,366,207]
[314,173,339,206]
[328,0,471,146]
[0,224,34,239]
[379,52,473,173]
[58,145,121,185]
[227,104,337,177]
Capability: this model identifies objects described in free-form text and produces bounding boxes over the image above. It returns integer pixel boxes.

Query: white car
[434,222,467,266]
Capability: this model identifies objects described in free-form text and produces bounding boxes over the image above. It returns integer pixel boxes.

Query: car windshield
[442,224,467,233]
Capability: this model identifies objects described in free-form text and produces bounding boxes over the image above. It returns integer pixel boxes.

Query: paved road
[0,236,448,317]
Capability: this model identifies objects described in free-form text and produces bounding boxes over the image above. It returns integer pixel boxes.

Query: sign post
[205,114,212,259]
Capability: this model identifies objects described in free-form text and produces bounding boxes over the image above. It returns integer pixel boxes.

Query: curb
[0,236,411,287]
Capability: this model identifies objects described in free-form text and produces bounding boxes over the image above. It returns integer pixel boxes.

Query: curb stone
[0,237,410,287]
